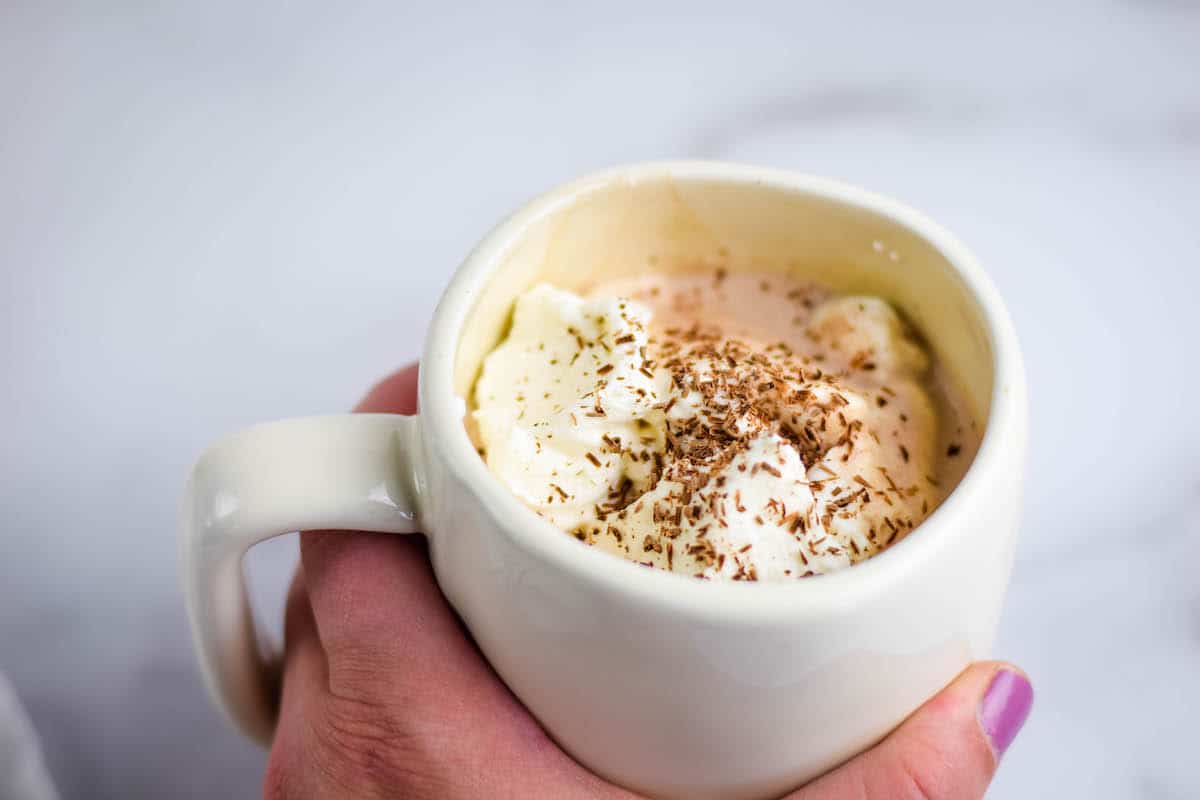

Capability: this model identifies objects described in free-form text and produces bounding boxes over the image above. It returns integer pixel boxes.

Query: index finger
[298,364,480,697]
[356,363,421,416]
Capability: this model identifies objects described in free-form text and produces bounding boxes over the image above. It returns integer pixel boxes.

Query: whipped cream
[472,271,966,581]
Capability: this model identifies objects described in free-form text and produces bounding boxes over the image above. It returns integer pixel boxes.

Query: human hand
[264,364,1033,800]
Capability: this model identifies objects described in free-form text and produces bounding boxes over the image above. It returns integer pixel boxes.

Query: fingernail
[978,668,1033,759]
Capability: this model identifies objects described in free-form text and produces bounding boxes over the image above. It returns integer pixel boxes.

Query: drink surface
[472,269,978,581]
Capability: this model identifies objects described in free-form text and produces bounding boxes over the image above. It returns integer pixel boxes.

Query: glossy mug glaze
[182,162,1027,800]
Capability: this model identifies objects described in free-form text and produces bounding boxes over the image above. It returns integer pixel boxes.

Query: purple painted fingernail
[978,668,1033,759]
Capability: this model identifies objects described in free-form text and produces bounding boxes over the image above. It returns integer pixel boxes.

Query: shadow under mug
[182,161,1027,800]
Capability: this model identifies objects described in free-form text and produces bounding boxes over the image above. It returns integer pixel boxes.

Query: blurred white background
[2,1,1198,797]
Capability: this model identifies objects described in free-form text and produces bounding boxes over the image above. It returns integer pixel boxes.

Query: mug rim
[420,160,1025,621]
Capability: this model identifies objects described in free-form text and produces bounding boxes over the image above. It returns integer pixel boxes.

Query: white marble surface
[2,2,1198,797]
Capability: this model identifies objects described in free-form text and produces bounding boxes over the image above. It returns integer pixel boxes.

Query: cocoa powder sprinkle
[482,271,963,583]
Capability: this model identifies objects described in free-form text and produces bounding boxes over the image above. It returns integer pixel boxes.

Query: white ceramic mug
[182,161,1026,800]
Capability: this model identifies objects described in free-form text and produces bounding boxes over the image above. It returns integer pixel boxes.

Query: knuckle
[322,692,406,760]
[312,691,449,798]
[325,646,399,705]
[886,737,967,800]
[896,767,944,800]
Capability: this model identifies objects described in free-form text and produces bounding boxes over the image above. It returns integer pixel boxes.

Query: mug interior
[453,171,993,433]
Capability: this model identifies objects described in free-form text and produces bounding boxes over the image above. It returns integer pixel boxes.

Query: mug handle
[180,413,423,745]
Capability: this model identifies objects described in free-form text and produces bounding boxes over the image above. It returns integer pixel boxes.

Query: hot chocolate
[471,269,977,581]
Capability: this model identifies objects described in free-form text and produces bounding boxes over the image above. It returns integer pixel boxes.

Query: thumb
[793,662,1033,800]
